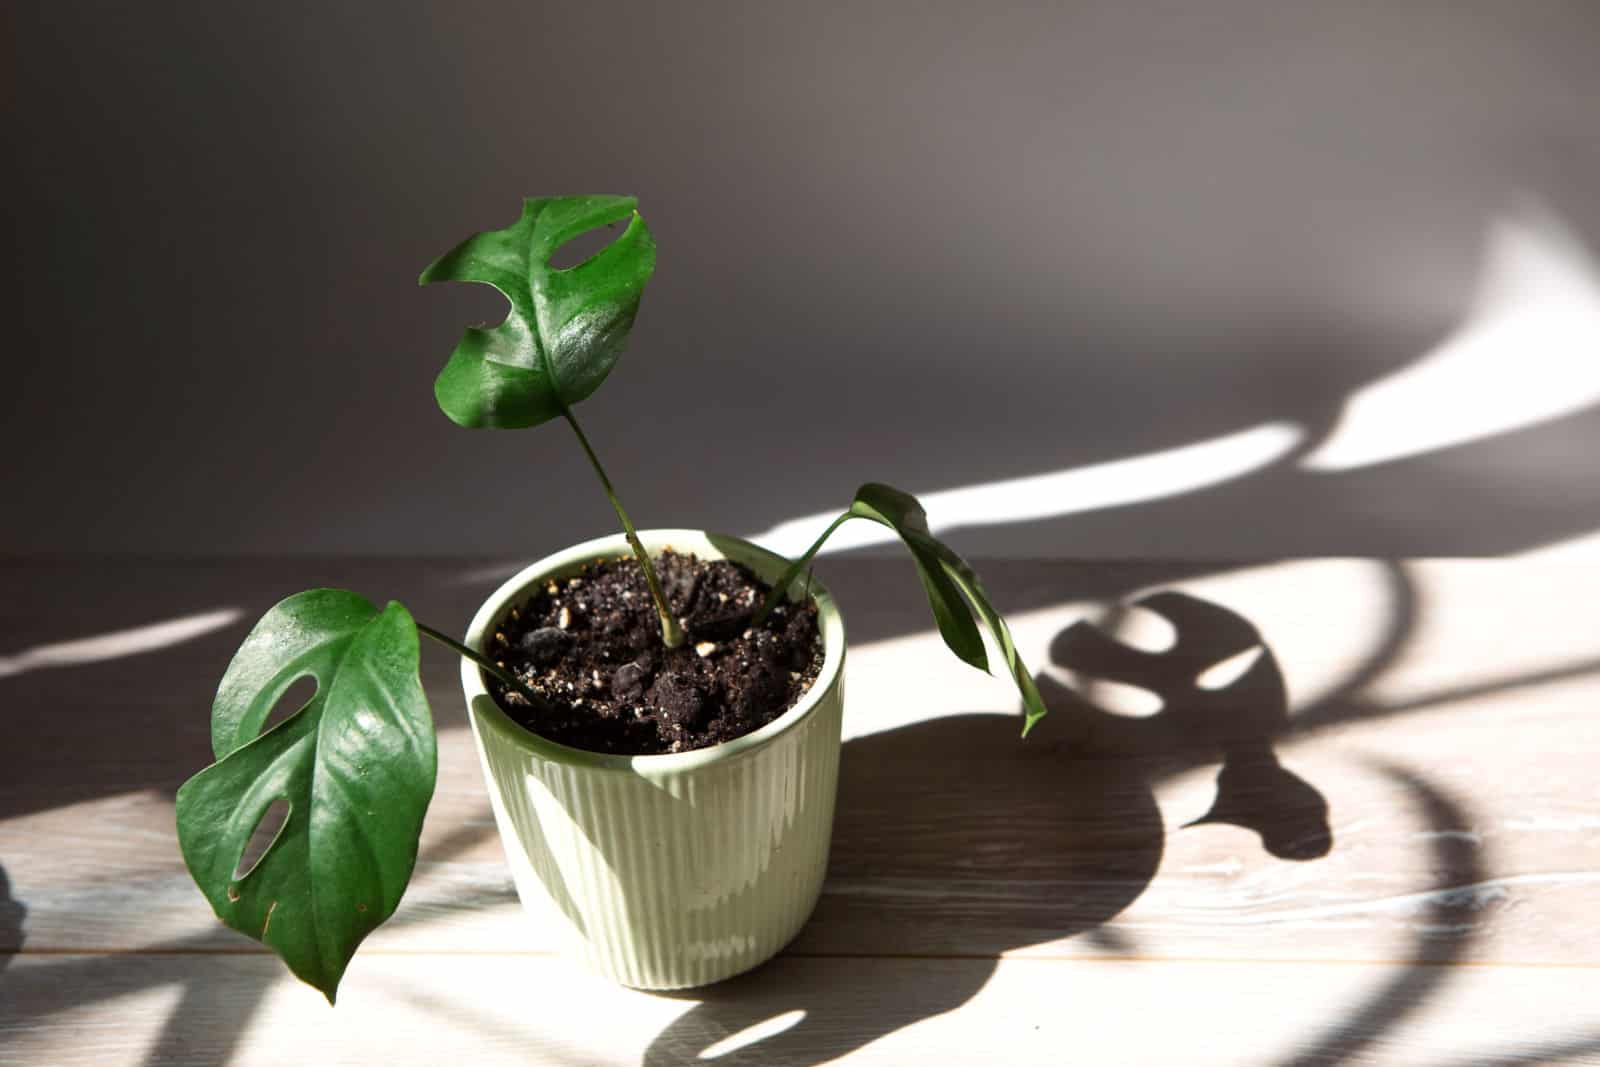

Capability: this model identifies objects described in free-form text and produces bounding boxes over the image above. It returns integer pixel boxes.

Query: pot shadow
[642,591,1331,1064]
[639,712,1163,1066]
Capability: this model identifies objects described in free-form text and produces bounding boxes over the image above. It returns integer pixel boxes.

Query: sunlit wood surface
[3,557,1598,1065]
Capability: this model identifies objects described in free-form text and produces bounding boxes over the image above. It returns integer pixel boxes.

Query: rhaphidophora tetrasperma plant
[175,195,1049,1001]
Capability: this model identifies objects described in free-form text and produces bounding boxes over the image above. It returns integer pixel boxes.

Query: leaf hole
[1197,646,1264,691]
[1076,676,1164,718]
[1108,605,1177,653]
[263,676,316,733]
[549,218,628,271]
[232,798,291,882]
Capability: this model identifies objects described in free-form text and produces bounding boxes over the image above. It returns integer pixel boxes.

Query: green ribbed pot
[462,530,845,990]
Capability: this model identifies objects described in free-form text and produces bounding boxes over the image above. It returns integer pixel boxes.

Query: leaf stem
[753,510,854,626]
[561,409,686,648]
[415,623,553,711]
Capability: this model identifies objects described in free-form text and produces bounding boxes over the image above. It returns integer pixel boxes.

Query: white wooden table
[2,557,1597,1065]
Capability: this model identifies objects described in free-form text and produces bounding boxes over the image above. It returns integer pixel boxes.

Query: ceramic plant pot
[461,530,846,990]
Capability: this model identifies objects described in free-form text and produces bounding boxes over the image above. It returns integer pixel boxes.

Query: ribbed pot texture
[461,530,845,989]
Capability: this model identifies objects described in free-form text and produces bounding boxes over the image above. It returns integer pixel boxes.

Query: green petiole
[415,622,554,711]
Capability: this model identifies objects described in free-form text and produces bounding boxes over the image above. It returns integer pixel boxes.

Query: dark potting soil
[485,550,825,755]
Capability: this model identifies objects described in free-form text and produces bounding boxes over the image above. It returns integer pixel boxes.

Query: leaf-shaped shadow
[1044,590,1331,859]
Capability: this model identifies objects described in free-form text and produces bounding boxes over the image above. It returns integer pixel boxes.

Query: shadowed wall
[7,2,1600,558]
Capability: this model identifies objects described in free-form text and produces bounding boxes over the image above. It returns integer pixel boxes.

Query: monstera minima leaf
[420,194,656,428]
[175,590,436,1003]
[758,482,1050,733]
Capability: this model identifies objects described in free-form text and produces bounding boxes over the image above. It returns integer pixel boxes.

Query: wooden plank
[4,559,1600,974]
[4,953,1598,1066]
[3,555,1600,1065]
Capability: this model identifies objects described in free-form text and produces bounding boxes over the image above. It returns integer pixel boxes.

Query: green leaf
[176,591,437,1003]
[848,484,1048,733]
[847,485,988,671]
[759,483,1050,734]
[420,195,656,428]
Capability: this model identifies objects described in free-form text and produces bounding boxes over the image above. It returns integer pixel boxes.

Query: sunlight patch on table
[0,608,243,678]
[698,1009,807,1059]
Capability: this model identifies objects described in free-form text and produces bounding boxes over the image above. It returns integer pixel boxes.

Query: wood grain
[3,557,1598,1064]
[5,954,1598,1067]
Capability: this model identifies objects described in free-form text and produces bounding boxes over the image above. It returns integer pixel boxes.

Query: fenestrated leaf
[176,591,437,1003]
[848,484,1049,733]
[210,589,383,760]
[420,195,656,428]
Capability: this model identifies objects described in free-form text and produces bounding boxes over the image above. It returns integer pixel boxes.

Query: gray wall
[8,2,1600,559]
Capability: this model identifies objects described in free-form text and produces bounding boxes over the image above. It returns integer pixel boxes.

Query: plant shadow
[643,590,1331,1064]
[1041,590,1332,860]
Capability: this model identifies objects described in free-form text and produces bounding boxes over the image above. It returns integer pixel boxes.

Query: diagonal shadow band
[1274,759,1486,1067]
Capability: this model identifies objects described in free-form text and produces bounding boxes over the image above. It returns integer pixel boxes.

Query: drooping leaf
[420,195,656,428]
[846,485,987,671]
[176,590,437,1003]
[848,484,1049,733]
[759,483,1050,733]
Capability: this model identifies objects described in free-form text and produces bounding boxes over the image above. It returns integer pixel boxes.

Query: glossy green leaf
[847,485,988,670]
[762,483,1050,733]
[420,195,656,428]
[176,590,437,1003]
[849,484,1048,733]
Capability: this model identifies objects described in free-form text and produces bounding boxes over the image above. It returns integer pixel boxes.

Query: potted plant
[175,195,1048,1002]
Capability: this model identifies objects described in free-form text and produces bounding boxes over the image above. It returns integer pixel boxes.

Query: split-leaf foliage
[176,195,1051,1003]
[175,592,434,1002]
[420,194,654,429]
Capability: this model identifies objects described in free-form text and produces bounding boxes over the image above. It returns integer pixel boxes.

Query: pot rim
[462,528,845,774]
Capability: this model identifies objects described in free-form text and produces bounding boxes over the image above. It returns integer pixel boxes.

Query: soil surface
[486,550,825,755]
